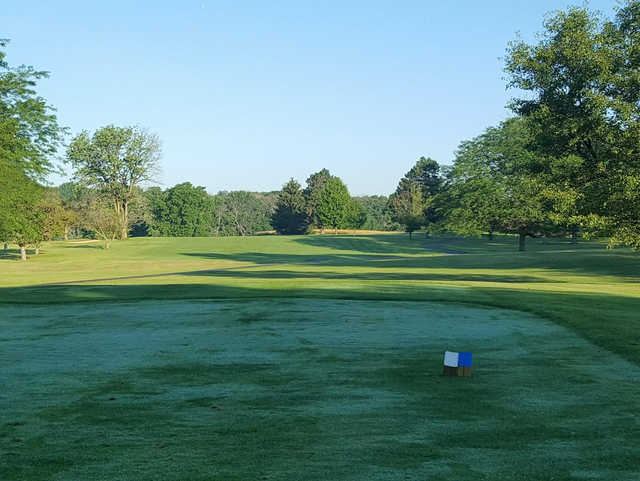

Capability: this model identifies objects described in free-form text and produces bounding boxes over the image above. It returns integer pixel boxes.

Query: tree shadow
[0,248,21,260]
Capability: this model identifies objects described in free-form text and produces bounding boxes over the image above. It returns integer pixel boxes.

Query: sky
[3,0,619,195]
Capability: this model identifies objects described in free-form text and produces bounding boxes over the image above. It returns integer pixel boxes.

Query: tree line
[4,1,640,256]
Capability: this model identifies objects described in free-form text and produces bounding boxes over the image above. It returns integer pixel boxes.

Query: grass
[1,233,639,479]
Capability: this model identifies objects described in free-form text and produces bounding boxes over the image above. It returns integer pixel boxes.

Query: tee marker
[443,351,472,377]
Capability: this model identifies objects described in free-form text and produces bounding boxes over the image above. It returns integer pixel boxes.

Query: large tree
[303,168,333,227]
[272,179,309,235]
[505,1,640,248]
[0,39,64,180]
[314,177,351,232]
[148,183,215,237]
[0,40,64,258]
[445,118,557,251]
[390,183,424,239]
[0,160,44,260]
[66,125,161,240]
[388,157,442,229]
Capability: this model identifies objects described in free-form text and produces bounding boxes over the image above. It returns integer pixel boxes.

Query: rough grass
[1,233,640,479]
[1,299,639,481]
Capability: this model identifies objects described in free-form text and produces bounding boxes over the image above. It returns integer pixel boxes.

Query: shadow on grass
[0,248,21,260]
[1,282,639,366]
[182,233,640,280]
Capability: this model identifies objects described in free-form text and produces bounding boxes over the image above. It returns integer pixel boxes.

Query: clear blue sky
[4,0,617,195]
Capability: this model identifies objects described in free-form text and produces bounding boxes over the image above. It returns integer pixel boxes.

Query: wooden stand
[442,366,472,377]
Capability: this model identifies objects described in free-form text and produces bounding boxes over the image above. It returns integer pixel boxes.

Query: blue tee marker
[458,352,472,367]
[442,351,473,377]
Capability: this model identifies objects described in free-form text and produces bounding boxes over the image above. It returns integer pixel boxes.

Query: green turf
[1,234,639,479]
[1,299,638,480]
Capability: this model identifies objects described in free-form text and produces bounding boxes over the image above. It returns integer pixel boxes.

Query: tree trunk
[488,230,494,240]
[64,225,69,241]
[34,247,40,255]
[409,231,413,240]
[121,202,128,240]
[519,233,526,251]
[20,245,26,261]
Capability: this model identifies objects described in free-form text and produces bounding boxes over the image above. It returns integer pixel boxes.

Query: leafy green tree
[314,177,351,232]
[272,179,309,235]
[0,39,64,180]
[34,189,74,251]
[148,183,215,237]
[0,40,64,258]
[303,168,333,227]
[0,160,44,260]
[505,1,640,248]
[390,183,424,239]
[445,118,557,251]
[388,157,442,229]
[66,125,161,240]
[81,198,122,250]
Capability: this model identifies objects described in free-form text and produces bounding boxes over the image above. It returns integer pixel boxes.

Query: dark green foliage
[272,179,309,234]
[0,160,44,253]
[314,177,351,230]
[388,157,442,231]
[444,119,557,250]
[505,1,640,248]
[0,40,64,180]
[303,168,332,227]
[353,196,397,231]
[344,199,367,229]
[146,183,215,237]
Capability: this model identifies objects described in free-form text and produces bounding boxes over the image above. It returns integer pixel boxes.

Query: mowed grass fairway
[1,234,640,480]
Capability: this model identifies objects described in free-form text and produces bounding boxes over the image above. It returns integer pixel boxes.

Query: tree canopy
[67,125,161,240]
[272,179,309,235]
[505,0,640,247]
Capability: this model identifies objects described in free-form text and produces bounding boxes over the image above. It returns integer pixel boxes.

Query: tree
[444,119,557,251]
[303,168,333,227]
[81,198,121,249]
[314,177,351,232]
[0,40,64,259]
[271,179,309,235]
[33,189,74,253]
[66,125,161,240]
[0,39,64,180]
[505,1,640,248]
[212,191,277,236]
[148,183,215,237]
[0,160,44,260]
[388,157,442,229]
[390,183,424,239]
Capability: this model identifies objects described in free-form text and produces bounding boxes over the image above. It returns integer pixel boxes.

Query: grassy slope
[1,233,639,365]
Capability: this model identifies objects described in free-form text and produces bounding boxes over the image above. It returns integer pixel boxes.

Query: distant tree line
[5,1,640,256]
